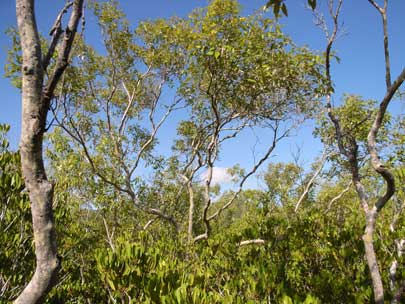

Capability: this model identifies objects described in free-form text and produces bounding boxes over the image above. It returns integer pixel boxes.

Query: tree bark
[186,179,195,242]
[363,208,384,304]
[15,0,83,303]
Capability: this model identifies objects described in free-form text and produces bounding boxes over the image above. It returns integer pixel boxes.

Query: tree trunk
[187,180,194,242]
[363,208,384,304]
[14,0,83,302]
[15,1,57,303]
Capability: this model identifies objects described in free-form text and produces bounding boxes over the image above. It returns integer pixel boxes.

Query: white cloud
[200,167,233,185]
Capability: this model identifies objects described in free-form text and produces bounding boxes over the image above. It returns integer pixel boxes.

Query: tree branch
[42,1,73,71]
[368,68,405,212]
[295,151,329,212]
[148,208,179,232]
[324,180,352,213]
[43,0,84,110]
[238,239,265,246]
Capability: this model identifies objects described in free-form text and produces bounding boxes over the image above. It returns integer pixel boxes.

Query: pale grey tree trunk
[14,0,83,303]
[363,208,384,304]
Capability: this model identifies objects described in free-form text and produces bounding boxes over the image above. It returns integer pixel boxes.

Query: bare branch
[148,208,178,232]
[210,153,274,222]
[128,96,182,178]
[143,217,158,230]
[324,181,352,213]
[180,174,195,242]
[207,124,287,224]
[238,239,265,246]
[294,151,330,212]
[367,0,384,12]
[368,0,391,88]
[193,233,208,243]
[325,0,343,88]
[119,66,152,135]
[52,102,133,197]
[102,218,115,251]
[15,0,83,302]
[200,164,214,239]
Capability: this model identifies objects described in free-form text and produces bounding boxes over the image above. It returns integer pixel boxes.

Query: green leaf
[281,3,288,16]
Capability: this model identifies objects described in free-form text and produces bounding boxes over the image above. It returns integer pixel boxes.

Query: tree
[316,0,405,302]
[46,0,325,245]
[14,0,83,303]
[146,0,325,242]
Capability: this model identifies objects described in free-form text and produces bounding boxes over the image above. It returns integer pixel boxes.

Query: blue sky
[0,0,404,185]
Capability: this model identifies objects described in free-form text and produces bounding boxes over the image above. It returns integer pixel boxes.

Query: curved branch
[324,181,352,213]
[367,68,405,212]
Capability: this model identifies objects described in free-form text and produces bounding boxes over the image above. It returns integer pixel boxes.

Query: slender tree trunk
[14,0,83,302]
[186,180,195,242]
[363,208,384,304]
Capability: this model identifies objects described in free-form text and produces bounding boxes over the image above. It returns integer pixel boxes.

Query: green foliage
[265,0,317,17]
[263,162,303,206]
[315,95,377,145]
[4,28,22,89]
[0,124,34,301]
[1,125,401,302]
[314,94,391,170]
[92,198,377,303]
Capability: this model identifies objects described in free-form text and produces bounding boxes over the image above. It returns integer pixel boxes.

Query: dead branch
[294,151,330,212]
[238,239,265,246]
[102,218,115,251]
[324,181,352,213]
[143,217,158,230]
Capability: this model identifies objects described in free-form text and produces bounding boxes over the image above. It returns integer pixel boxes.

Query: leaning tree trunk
[14,0,83,303]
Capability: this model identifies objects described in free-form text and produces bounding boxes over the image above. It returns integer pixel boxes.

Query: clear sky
[0,0,404,185]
